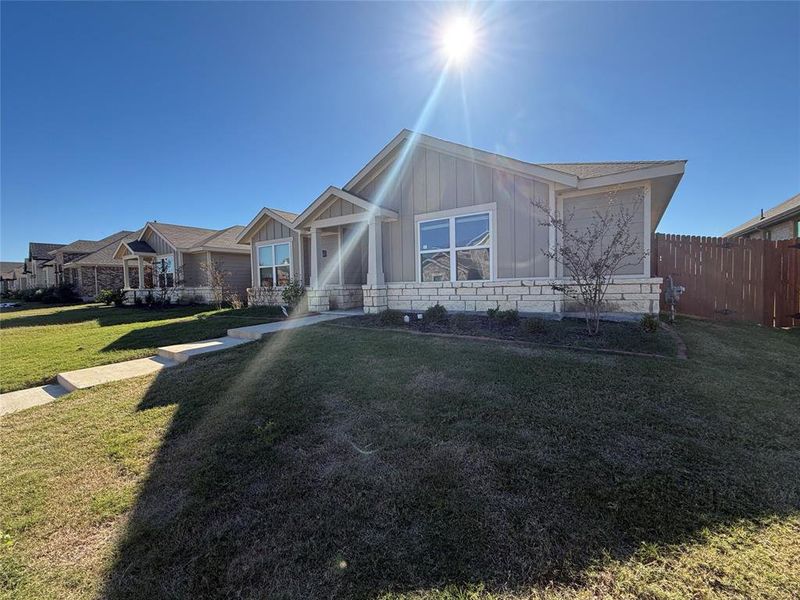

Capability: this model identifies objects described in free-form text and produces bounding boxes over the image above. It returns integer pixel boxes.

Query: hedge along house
[238,130,686,314]
[112,222,251,304]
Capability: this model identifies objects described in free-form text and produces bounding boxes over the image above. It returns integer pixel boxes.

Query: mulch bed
[343,312,682,358]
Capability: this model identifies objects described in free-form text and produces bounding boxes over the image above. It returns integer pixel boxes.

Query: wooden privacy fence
[651,234,800,328]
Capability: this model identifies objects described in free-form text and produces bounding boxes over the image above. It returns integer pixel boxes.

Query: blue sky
[2,1,798,260]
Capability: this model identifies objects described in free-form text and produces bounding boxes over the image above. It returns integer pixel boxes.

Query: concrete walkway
[0,310,360,416]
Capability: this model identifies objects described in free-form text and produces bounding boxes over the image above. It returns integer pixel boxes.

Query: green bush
[96,289,120,306]
[521,317,546,334]
[133,295,143,307]
[424,303,448,323]
[487,307,519,325]
[378,309,406,326]
[281,279,305,312]
[640,313,660,333]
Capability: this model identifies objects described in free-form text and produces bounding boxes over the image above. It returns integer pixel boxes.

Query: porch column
[310,227,321,288]
[137,256,145,289]
[366,216,384,286]
[122,259,130,289]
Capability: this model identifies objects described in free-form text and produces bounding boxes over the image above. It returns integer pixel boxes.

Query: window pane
[419,219,450,251]
[455,213,490,247]
[456,249,490,281]
[259,267,274,287]
[421,251,450,282]
[258,245,274,267]
[274,243,291,266]
[163,256,174,272]
[166,272,174,287]
[275,265,291,286]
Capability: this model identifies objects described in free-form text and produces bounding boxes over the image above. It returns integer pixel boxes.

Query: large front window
[419,212,491,282]
[156,255,175,288]
[258,242,291,287]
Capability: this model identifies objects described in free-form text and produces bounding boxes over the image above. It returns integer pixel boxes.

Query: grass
[0,317,798,599]
[0,303,283,393]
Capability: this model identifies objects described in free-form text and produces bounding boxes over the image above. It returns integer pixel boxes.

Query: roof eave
[575,161,687,190]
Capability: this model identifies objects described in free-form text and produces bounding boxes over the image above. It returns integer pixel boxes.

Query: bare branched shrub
[535,187,647,335]
[202,258,231,310]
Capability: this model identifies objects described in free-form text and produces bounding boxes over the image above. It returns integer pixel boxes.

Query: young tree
[201,258,232,310]
[151,259,183,308]
[535,187,648,335]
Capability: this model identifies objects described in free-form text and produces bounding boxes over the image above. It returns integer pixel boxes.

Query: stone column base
[306,288,331,312]
[362,285,388,314]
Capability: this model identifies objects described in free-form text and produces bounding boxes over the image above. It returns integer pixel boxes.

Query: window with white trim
[419,212,491,282]
[257,242,291,287]
[156,255,175,288]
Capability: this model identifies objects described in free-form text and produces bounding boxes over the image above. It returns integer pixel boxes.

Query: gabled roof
[724,193,800,238]
[51,230,134,256]
[0,262,23,273]
[344,130,686,194]
[29,242,65,260]
[144,222,218,250]
[293,186,399,230]
[69,232,139,267]
[187,225,249,253]
[236,208,299,243]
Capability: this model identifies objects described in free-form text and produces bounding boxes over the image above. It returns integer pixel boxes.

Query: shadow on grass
[0,304,213,329]
[101,320,800,598]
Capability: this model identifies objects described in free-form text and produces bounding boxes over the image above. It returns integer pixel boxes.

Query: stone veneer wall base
[378,278,662,315]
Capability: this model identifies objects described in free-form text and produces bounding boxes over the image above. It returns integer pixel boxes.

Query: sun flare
[441,16,476,64]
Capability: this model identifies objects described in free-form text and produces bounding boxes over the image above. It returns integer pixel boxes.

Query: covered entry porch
[295,186,397,313]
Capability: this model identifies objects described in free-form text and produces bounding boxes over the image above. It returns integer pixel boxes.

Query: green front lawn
[0,303,283,392]
[0,318,798,599]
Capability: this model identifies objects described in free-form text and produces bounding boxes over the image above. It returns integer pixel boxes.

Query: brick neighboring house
[0,262,24,293]
[23,242,66,289]
[61,232,138,299]
[48,231,134,299]
[724,193,800,240]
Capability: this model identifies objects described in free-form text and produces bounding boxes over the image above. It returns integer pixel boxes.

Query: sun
[441,16,476,64]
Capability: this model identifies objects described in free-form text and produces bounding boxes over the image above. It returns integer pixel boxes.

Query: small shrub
[96,289,121,306]
[521,317,546,334]
[378,309,405,326]
[144,291,155,307]
[424,303,448,323]
[228,293,244,310]
[488,308,519,325]
[281,279,305,312]
[133,295,143,307]
[640,313,660,333]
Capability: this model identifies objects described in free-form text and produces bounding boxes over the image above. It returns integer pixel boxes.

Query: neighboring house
[723,193,800,240]
[59,231,138,299]
[112,222,251,303]
[23,242,65,288]
[237,130,685,314]
[49,230,133,294]
[0,262,24,293]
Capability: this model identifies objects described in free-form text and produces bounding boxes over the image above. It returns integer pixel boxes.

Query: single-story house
[0,262,24,293]
[22,242,65,289]
[723,193,800,240]
[237,130,686,314]
[60,231,138,299]
[49,230,133,298]
[112,221,251,303]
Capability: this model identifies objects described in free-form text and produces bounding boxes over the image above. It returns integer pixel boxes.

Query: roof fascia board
[576,162,686,190]
[344,130,410,192]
